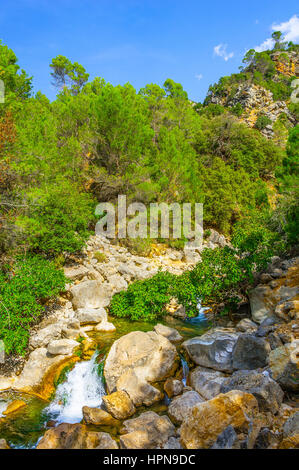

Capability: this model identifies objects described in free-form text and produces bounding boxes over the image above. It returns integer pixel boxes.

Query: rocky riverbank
[0,235,298,449]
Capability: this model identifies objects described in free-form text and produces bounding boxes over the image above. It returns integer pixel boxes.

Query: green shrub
[93,251,107,263]
[0,256,66,355]
[255,114,272,130]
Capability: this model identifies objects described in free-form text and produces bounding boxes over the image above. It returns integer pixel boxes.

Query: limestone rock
[220,370,283,413]
[280,412,299,449]
[70,280,110,310]
[269,341,299,392]
[30,324,62,349]
[190,366,226,400]
[116,370,162,406]
[64,265,89,281]
[249,285,272,323]
[37,423,118,449]
[153,323,183,343]
[164,377,184,398]
[163,437,183,449]
[180,390,259,449]
[211,425,240,449]
[236,318,258,333]
[232,334,270,370]
[47,339,79,356]
[75,307,107,324]
[102,391,136,420]
[82,406,119,426]
[94,320,116,332]
[182,328,239,372]
[168,391,204,425]
[104,330,178,405]
[120,411,175,449]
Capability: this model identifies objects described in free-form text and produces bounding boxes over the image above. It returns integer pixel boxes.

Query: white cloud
[195,74,203,80]
[213,44,234,61]
[255,14,299,52]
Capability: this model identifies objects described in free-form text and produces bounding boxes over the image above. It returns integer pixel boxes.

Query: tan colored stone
[180,390,259,449]
[82,406,119,426]
[102,391,136,420]
[3,400,26,415]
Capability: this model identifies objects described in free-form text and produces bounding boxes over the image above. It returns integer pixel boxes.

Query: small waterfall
[186,299,209,324]
[180,356,189,386]
[45,352,105,424]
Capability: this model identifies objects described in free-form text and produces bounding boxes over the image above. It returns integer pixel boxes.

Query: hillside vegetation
[0,33,298,355]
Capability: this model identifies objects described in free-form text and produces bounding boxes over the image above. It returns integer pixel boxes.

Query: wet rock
[180,390,259,449]
[120,411,175,449]
[190,366,226,400]
[70,280,110,310]
[3,400,26,415]
[82,406,119,426]
[153,323,183,343]
[47,339,79,356]
[232,334,270,370]
[94,320,116,332]
[220,370,283,413]
[164,378,184,398]
[104,331,178,405]
[182,328,239,372]
[75,307,107,324]
[102,391,136,420]
[36,423,118,449]
[211,425,240,449]
[168,390,204,425]
[269,341,299,392]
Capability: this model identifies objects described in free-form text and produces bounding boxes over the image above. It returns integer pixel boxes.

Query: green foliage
[0,256,66,355]
[93,251,107,263]
[50,55,89,95]
[255,114,272,130]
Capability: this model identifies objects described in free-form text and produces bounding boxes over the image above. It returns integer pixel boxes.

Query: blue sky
[1,1,298,102]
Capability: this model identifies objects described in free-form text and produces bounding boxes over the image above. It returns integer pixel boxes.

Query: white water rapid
[45,352,105,424]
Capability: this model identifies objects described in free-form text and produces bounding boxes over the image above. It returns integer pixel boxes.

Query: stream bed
[0,312,210,448]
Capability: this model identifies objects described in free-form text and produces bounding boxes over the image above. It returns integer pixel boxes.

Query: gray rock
[190,366,226,400]
[30,324,62,349]
[182,328,239,372]
[70,280,110,310]
[64,265,89,281]
[211,425,240,449]
[232,334,270,370]
[163,437,182,449]
[168,390,204,424]
[47,339,79,356]
[269,341,299,392]
[236,318,258,333]
[249,285,272,323]
[220,370,283,413]
[75,307,107,324]
[153,323,183,343]
[283,411,299,438]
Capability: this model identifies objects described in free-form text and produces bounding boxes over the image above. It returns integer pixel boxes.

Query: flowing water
[0,309,210,448]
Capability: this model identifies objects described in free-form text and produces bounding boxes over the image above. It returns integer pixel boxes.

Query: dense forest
[0,33,298,356]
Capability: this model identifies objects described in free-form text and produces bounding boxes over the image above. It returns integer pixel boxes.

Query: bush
[0,256,66,355]
[255,114,272,130]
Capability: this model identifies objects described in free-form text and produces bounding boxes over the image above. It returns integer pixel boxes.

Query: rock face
[70,280,110,310]
[269,341,299,391]
[182,328,239,372]
[232,334,270,370]
[82,406,119,426]
[37,423,118,449]
[249,258,299,323]
[102,391,136,420]
[220,370,284,413]
[190,366,226,400]
[168,391,204,425]
[120,411,175,449]
[104,330,178,406]
[153,323,183,343]
[180,391,259,449]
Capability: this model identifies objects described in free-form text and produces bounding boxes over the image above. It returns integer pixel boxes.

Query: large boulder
[249,285,273,324]
[70,280,110,310]
[269,341,299,392]
[120,411,175,449]
[168,391,204,425]
[82,406,119,426]
[182,328,239,372]
[190,366,226,400]
[220,370,284,413]
[36,423,118,449]
[180,390,259,449]
[104,331,178,406]
[232,334,270,370]
[102,391,136,420]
